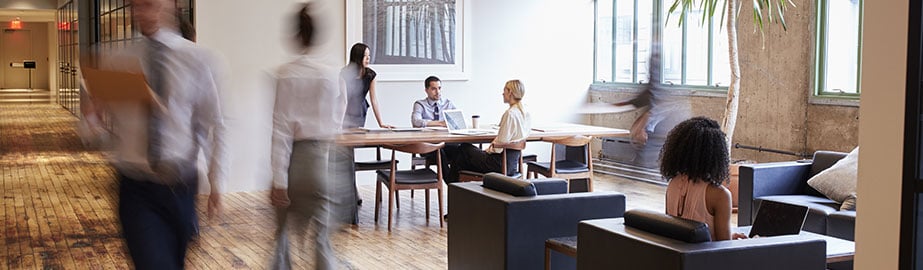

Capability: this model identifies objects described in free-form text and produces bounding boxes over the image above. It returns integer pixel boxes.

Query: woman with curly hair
[661,117,746,241]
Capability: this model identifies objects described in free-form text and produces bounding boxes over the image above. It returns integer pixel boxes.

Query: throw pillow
[807,147,859,211]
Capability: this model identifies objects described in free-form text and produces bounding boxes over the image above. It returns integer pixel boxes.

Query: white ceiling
[0,0,57,10]
[0,9,55,22]
[0,0,58,22]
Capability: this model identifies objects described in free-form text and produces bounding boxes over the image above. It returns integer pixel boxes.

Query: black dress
[340,65,376,128]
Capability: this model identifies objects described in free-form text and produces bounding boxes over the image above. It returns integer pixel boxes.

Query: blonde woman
[445,80,531,183]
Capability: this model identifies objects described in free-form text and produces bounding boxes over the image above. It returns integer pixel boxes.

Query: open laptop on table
[749,200,810,238]
[442,109,495,135]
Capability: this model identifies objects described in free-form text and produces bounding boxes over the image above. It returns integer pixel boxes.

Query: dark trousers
[118,172,198,270]
[446,143,521,183]
[425,143,462,175]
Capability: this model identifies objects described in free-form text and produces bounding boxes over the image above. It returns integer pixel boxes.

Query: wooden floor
[1,104,675,269]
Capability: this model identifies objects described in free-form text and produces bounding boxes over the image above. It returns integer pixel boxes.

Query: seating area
[738,151,857,240]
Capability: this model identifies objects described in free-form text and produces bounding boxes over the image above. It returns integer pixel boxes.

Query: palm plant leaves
[667,0,795,32]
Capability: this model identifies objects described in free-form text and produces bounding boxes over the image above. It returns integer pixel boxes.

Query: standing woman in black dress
[341,43,393,129]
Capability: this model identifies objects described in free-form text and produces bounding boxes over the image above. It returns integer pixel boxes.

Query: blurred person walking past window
[80,0,229,268]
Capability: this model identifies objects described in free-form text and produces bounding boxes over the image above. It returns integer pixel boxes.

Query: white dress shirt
[99,29,229,192]
[411,98,456,127]
[271,54,347,189]
[488,104,531,153]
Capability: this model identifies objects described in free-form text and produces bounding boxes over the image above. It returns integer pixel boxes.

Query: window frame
[593,0,729,91]
[814,0,864,99]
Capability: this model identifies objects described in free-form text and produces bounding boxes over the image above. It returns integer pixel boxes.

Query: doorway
[2,29,33,89]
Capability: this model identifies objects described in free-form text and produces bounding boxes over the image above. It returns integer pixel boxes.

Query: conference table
[334,123,629,225]
[336,123,630,146]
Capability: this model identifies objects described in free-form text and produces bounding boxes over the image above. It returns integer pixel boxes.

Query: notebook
[748,200,810,238]
[442,109,494,135]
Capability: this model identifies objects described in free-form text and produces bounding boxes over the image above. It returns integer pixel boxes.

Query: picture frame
[346,0,471,81]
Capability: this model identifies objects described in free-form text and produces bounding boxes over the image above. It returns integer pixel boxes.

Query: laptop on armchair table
[748,200,810,238]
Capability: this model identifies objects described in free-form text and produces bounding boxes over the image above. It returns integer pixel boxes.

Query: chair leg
[545,246,551,270]
[396,190,400,209]
[388,188,395,231]
[425,189,431,221]
[587,175,593,192]
[374,181,382,223]
[411,190,415,198]
[566,179,571,193]
[437,187,445,228]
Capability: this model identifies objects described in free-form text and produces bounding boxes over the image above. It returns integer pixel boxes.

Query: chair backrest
[502,140,527,177]
[624,209,711,243]
[545,135,593,173]
[384,142,445,155]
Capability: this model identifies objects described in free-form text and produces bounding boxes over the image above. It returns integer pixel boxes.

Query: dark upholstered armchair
[738,151,855,240]
[577,210,828,270]
[447,173,626,270]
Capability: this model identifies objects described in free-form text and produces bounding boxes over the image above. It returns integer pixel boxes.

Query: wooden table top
[336,123,629,146]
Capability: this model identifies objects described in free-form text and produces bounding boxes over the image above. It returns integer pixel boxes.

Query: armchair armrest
[448,183,625,270]
[738,161,812,225]
[577,218,827,270]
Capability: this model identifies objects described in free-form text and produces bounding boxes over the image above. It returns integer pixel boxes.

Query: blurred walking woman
[341,43,392,128]
[269,4,345,269]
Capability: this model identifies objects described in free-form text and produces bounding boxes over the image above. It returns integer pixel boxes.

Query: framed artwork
[346,0,470,81]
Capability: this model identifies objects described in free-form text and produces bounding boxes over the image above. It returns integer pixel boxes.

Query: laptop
[748,200,810,238]
[442,109,495,135]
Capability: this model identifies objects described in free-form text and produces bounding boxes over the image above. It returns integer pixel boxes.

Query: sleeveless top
[340,65,376,128]
[665,175,716,240]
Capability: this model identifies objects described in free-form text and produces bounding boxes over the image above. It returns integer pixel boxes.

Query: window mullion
[855,0,864,94]
[612,0,618,82]
[681,8,688,85]
[815,0,827,95]
[707,10,714,86]
[632,0,639,83]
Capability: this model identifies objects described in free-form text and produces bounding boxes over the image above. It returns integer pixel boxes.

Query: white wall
[196,0,594,192]
[855,0,908,268]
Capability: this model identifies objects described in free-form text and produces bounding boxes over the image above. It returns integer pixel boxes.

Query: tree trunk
[722,0,741,157]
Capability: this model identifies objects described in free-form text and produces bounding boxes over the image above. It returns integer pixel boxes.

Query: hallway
[0,103,455,269]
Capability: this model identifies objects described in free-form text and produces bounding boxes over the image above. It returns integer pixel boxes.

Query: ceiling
[0,9,55,22]
[0,0,57,22]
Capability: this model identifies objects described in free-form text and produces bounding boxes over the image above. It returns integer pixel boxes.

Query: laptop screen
[748,200,809,238]
[442,110,467,130]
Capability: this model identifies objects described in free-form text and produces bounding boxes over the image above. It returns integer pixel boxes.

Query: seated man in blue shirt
[411,76,456,127]
[411,75,460,170]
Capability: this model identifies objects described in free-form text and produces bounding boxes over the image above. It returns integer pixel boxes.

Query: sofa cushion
[531,178,568,195]
[805,151,849,197]
[482,173,537,196]
[624,209,711,243]
[807,147,858,211]
[827,211,857,241]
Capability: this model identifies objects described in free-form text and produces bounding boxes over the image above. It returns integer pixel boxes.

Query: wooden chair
[354,146,398,206]
[526,136,594,192]
[458,140,527,182]
[375,142,446,231]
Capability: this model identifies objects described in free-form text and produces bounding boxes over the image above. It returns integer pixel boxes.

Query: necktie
[434,103,440,121]
[147,40,167,168]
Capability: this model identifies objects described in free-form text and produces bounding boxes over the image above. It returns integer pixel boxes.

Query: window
[815,0,863,97]
[594,0,729,88]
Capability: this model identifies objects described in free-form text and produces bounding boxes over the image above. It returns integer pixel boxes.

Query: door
[2,29,33,89]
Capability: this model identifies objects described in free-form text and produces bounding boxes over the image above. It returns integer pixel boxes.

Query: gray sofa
[576,210,828,270]
[738,151,856,240]
[447,173,626,270]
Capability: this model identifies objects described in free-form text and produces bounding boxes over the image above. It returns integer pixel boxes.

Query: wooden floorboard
[0,104,695,269]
